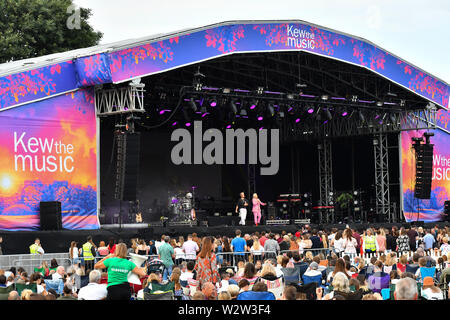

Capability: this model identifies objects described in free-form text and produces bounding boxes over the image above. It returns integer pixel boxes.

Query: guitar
[135,212,143,223]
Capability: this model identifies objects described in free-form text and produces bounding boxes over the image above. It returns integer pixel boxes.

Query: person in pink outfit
[252,193,266,226]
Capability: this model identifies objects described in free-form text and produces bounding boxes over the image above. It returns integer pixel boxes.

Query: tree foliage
[0,0,103,63]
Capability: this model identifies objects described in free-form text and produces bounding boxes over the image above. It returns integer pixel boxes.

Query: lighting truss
[95,83,146,116]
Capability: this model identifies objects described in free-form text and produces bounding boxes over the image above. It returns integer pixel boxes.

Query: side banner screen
[0,89,98,230]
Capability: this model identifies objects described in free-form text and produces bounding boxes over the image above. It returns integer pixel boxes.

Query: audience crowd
[0,224,448,300]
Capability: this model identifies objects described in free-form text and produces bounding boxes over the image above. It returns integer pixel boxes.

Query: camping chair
[381,288,390,300]
[0,285,14,300]
[15,283,37,296]
[302,274,322,286]
[405,264,419,275]
[237,291,275,300]
[144,291,174,300]
[419,267,436,282]
[281,267,300,285]
[259,277,284,299]
[180,280,190,296]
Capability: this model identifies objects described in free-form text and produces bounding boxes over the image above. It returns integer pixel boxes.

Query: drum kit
[168,187,197,221]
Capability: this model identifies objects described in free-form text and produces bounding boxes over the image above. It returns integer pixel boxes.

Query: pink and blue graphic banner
[1,22,449,110]
[0,88,98,230]
[401,110,450,222]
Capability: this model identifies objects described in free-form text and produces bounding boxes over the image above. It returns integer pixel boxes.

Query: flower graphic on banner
[436,109,450,129]
[205,25,245,53]
[310,26,346,56]
[350,39,385,70]
[253,24,287,47]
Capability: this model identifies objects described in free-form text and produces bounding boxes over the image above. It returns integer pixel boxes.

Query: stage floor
[0,221,447,255]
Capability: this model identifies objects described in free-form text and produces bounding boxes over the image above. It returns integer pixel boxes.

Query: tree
[0,0,103,63]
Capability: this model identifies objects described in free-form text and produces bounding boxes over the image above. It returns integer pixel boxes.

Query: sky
[74,0,450,83]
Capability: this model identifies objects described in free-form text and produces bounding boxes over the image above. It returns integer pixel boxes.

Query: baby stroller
[146,258,166,278]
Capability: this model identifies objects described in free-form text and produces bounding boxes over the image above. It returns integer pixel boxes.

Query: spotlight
[295,118,300,123]
[354,200,359,205]
[325,108,332,120]
[250,100,258,110]
[353,190,359,196]
[376,101,383,107]
[257,116,263,121]
[267,102,275,117]
[321,95,329,101]
[209,97,217,107]
[341,108,348,117]
[185,122,191,127]
[189,98,197,112]
[329,191,334,196]
[358,110,365,122]
[229,100,237,114]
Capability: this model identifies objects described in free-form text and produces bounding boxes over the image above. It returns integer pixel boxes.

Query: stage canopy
[0,20,449,230]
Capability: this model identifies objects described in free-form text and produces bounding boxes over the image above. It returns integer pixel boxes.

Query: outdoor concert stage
[1,221,448,255]
[0,20,449,236]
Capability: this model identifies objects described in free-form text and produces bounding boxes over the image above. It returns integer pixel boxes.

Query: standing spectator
[182,234,199,264]
[396,228,410,254]
[263,233,280,261]
[310,230,322,249]
[259,232,268,246]
[69,241,81,266]
[231,230,247,264]
[332,231,344,256]
[97,241,109,257]
[77,270,107,300]
[407,226,419,252]
[352,229,361,253]
[192,233,202,248]
[194,237,220,289]
[94,243,146,300]
[250,236,264,262]
[159,236,175,281]
[423,229,435,251]
[135,240,149,256]
[376,229,387,254]
[342,228,358,258]
[279,235,290,252]
[107,238,116,255]
[385,229,396,252]
[174,241,185,266]
[440,237,449,256]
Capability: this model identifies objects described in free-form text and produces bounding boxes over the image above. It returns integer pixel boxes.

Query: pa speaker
[114,132,141,201]
[39,201,62,230]
[414,143,434,199]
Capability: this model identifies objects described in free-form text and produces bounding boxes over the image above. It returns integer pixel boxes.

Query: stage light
[223,88,231,94]
[329,191,334,196]
[358,110,365,122]
[376,101,383,107]
[229,100,237,114]
[250,100,258,110]
[341,108,348,117]
[256,87,264,95]
[226,124,232,129]
[267,102,275,117]
[185,122,191,127]
[257,116,263,121]
[172,122,177,126]
[307,107,314,114]
[353,190,359,196]
[354,200,359,205]
[189,98,198,112]
[210,97,217,107]
[295,118,300,123]
[321,95,329,101]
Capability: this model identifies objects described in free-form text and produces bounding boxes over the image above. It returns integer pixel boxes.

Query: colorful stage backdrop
[0,88,98,230]
[401,109,450,222]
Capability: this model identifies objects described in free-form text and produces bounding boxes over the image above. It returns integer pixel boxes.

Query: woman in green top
[95,243,147,300]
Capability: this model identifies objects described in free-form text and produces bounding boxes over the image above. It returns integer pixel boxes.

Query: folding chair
[237,291,276,300]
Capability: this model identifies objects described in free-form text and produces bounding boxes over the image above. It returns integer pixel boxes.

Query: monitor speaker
[39,201,62,230]
[414,143,434,199]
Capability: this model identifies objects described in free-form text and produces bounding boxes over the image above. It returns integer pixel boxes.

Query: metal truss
[283,107,437,142]
[95,83,146,116]
[247,164,256,197]
[373,133,391,221]
[318,140,334,223]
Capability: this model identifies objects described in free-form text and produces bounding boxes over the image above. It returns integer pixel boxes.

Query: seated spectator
[238,279,250,292]
[227,284,240,299]
[368,261,390,294]
[394,277,418,300]
[252,281,268,292]
[323,272,350,300]
[77,270,107,300]
[16,271,28,284]
[202,282,217,300]
[21,289,33,300]
[225,269,238,285]
[260,263,278,281]
[327,258,349,283]
[218,291,231,300]
[303,262,322,278]
[396,255,408,273]
[192,291,205,300]
[180,261,195,282]
[29,273,45,294]
[56,284,77,300]
[421,276,443,300]
[415,257,432,281]
[29,293,46,300]
[279,285,296,300]
[219,272,231,292]
[356,274,372,296]
[361,293,383,300]
[242,262,259,285]
[384,252,397,273]
[8,291,19,300]
[390,270,401,284]
[52,266,65,281]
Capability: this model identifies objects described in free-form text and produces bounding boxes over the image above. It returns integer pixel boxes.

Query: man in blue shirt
[422,230,435,251]
[231,230,247,263]
[159,236,175,281]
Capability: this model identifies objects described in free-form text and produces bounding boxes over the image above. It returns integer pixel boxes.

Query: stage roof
[0,20,449,111]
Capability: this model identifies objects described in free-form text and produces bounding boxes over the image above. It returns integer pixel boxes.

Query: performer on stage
[235,192,249,226]
[252,193,266,226]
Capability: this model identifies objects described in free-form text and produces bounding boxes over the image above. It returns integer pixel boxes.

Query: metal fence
[0,253,71,275]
